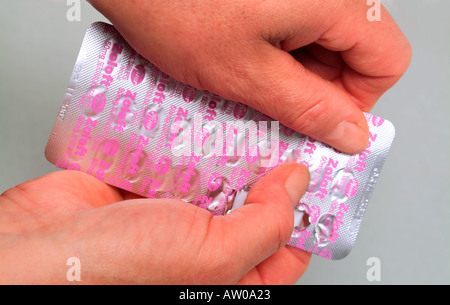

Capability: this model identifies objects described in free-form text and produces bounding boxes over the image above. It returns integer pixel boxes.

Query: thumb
[207,163,309,281]
[222,46,370,155]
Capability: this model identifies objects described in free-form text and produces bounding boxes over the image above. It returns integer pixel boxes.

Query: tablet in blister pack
[45,22,395,260]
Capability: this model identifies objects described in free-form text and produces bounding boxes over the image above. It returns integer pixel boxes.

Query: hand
[0,163,310,284]
[88,0,411,154]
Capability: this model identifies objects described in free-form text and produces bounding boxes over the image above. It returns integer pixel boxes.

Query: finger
[285,3,412,111]
[206,163,310,282]
[232,4,409,154]
[1,171,123,212]
[226,44,371,155]
[290,44,344,81]
[237,246,312,285]
[324,5,411,111]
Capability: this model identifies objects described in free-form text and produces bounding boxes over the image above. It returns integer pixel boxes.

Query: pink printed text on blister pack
[46,22,395,260]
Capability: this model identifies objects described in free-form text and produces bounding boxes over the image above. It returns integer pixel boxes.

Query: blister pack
[45,22,395,260]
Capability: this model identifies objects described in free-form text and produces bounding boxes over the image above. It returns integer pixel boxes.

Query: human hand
[0,163,310,284]
[88,0,411,155]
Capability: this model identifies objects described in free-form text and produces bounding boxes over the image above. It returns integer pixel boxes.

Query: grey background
[0,0,448,284]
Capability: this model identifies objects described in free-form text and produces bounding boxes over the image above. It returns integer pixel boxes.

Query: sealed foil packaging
[45,22,395,260]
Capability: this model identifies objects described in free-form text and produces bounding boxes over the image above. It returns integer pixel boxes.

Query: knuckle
[386,33,413,79]
[396,38,413,76]
[283,94,331,136]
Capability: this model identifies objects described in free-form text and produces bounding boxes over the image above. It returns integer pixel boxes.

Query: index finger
[317,3,412,110]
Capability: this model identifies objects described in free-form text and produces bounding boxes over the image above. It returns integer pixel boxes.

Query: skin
[0,0,411,284]
[0,163,310,284]
[89,0,411,154]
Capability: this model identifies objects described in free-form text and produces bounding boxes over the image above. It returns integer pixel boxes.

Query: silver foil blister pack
[45,22,395,260]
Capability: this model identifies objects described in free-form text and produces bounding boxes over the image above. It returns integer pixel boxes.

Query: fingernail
[284,165,310,207]
[323,121,369,155]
